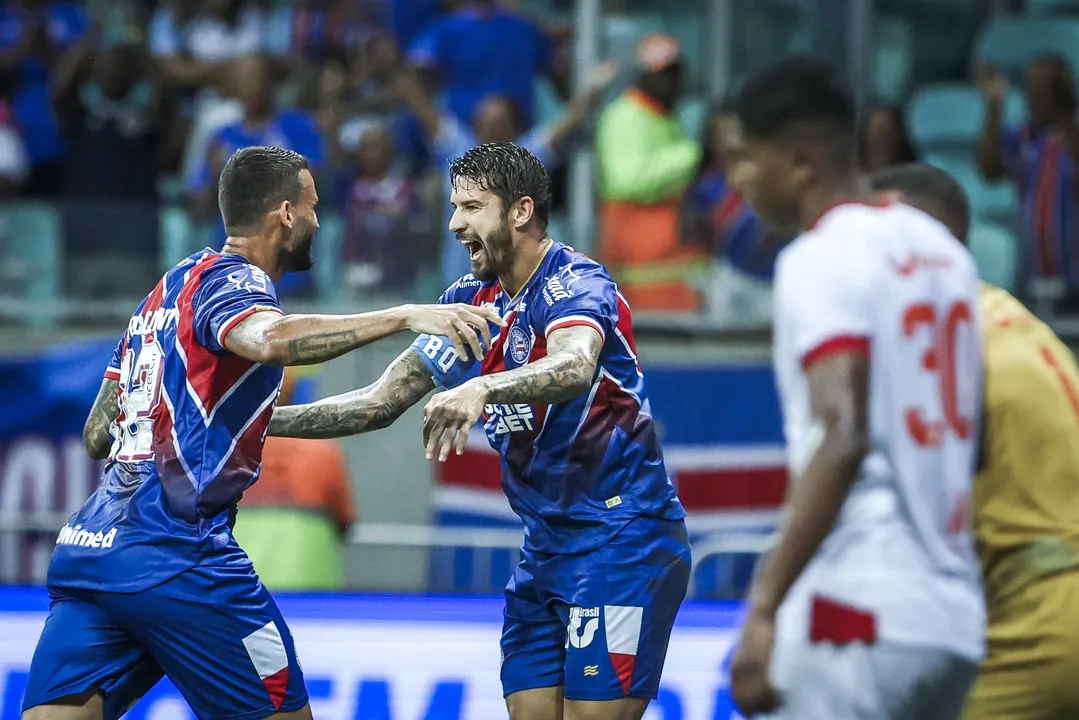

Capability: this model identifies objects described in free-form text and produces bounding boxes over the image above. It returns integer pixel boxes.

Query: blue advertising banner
[0,588,746,720]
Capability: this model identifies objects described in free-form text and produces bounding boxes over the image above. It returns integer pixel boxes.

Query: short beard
[471,216,512,282]
[282,227,315,272]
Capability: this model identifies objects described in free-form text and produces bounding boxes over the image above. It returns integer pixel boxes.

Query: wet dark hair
[868,162,971,244]
[735,54,856,165]
[449,142,551,231]
[218,146,309,233]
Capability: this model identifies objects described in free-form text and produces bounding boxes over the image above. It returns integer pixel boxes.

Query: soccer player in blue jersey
[269,142,692,720]
[21,145,501,720]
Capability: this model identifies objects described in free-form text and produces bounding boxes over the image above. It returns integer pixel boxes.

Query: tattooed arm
[421,325,603,461]
[223,303,502,367]
[268,350,436,439]
[83,378,120,460]
[480,325,602,404]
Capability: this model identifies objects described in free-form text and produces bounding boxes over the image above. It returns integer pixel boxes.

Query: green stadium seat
[0,202,62,327]
[975,18,1079,79]
[908,83,1026,155]
[969,222,1018,292]
[873,15,913,103]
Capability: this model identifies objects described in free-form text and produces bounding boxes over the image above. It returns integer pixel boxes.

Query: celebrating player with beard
[269,142,692,720]
[22,146,501,720]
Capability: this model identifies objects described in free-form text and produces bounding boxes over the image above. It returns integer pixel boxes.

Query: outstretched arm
[83,378,120,460]
[224,303,501,368]
[268,350,436,439]
[422,325,603,461]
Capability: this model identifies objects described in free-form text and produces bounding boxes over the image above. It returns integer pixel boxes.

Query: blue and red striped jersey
[48,250,284,592]
[411,241,686,555]
[1004,123,1079,289]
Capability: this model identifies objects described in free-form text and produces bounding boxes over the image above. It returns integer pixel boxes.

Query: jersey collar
[502,238,556,305]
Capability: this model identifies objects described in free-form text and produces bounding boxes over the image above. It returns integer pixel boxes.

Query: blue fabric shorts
[500,516,692,701]
[22,562,308,720]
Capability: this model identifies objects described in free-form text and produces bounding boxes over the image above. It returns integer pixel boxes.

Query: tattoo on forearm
[284,330,361,365]
[84,378,120,459]
[268,351,435,438]
[481,327,602,405]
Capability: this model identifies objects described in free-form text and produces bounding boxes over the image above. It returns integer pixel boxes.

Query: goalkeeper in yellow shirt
[870,162,1079,720]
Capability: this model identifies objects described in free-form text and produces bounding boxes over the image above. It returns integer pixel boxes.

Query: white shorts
[762,641,978,720]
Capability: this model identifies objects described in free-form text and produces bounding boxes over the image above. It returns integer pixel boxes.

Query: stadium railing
[2,513,775,597]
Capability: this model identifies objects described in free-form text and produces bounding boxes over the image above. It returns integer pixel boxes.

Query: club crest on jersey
[507,324,532,364]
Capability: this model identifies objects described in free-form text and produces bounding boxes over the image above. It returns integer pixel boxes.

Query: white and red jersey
[771,201,985,662]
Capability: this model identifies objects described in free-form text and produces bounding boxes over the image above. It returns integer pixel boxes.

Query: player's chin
[470,261,495,282]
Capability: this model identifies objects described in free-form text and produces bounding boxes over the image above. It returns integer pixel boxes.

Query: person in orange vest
[595,33,705,312]
[233,368,357,589]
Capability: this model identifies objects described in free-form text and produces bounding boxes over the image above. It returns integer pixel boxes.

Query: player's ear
[513,196,535,230]
[276,200,294,229]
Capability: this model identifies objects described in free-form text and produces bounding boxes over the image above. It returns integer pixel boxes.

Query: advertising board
[0,588,746,720]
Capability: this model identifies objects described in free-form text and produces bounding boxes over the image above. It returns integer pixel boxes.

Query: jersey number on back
[902,300,975,447]
[114,340,165,460]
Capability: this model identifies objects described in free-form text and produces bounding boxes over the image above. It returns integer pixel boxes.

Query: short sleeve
[520,127,555,170]
[432,112,474,166]
[533,261,616,341]
[774,235,872,371]
[408,282,483,390]
[192,262,283,353]
[0,125,28,182]
[407,21,444,67]
[104,333,127,380]
[1001,125,1025,171]
[148,7,180,56]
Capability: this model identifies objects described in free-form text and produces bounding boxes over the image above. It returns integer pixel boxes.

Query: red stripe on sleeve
[801,335,869,371]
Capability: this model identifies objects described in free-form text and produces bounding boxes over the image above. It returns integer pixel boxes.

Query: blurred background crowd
[5,0,1077,327]
[5,0,1079,596]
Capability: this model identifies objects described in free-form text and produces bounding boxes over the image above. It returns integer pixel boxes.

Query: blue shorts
[500,516,691,701]
[23,562,308,720]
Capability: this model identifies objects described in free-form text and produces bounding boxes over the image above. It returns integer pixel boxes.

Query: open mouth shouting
[462,238,485,263]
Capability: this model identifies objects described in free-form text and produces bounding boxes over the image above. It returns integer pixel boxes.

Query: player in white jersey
[724,56,986,719]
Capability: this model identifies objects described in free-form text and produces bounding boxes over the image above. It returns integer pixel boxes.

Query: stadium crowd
[0,0,1077,322]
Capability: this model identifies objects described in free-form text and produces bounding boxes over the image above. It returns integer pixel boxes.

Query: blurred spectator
[320,32,408,171]
[389,0,441,51]
[407,0,561,128]
[268,0,383,66]
[858,103,917,173]
[341,120,430,295]
[978,56,1079,306]
[53,42,181,201]
[233,370,357,590]
[0,71,28,197]
[149,0,268,88]
[0,0,87,196]
[595,33,703,312]
[150,0,274,185]
[188,52,323,220]
[398,60,615,284]
[684,101,782,327]
[51,40,183,298]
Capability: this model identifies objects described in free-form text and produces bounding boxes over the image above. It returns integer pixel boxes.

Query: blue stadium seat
[975,18,1079,78]
[969,223,1018,292]
[908,83,1026,155]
